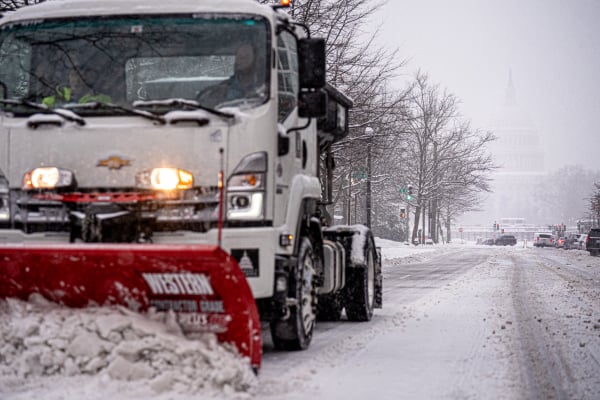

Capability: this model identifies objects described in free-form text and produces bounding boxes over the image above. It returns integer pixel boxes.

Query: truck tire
[270,237,317,350]
[344,236,376,322]
[317,293,342,321]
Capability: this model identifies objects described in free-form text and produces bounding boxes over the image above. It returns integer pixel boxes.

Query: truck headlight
[227,152,267,220]
[22,167,75,190]
[228,173,264,191]
[136,168,194,190]
[228,192,264,219]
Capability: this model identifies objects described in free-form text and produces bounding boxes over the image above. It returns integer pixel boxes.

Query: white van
[533,232,553,247]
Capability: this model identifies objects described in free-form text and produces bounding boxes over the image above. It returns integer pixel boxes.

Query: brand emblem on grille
[97,156,132,170]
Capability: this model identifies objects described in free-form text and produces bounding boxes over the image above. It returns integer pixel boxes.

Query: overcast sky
[368,0,600,172]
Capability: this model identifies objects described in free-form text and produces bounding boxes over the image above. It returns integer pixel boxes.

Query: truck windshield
[0,15,270,113]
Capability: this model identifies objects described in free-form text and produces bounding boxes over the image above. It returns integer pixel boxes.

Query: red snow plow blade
[0,244,262,370]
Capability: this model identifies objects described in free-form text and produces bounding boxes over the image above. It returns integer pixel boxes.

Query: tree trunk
[421,202,426,244]
[411,205,421,243]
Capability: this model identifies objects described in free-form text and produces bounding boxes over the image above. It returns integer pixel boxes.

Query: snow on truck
[0,0,382,371]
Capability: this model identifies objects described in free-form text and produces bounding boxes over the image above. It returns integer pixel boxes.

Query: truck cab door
[273,29,303,227]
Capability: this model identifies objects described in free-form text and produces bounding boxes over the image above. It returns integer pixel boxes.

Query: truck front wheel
[344,237,376,321]
[270,237,317,350]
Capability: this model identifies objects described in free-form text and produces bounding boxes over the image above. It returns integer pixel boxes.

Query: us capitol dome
[462,71,548,228]
[488,72,545,173]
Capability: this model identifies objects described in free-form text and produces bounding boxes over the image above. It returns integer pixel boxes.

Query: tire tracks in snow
[509,252,600,400]
[258,248,512,399]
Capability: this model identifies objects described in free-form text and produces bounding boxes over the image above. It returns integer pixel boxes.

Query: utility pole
[365,126,373,229]
[422,201,426,244]
[346,171,351,225]
[431,140,439,243]
[406,203,410,242]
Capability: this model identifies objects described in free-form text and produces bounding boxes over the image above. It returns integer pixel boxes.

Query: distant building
[461,72,548,226]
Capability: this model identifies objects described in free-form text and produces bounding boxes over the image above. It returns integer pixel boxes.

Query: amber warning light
[280,0,291,7]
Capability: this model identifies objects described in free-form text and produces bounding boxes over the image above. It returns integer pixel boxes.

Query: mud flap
[0,244,262,370]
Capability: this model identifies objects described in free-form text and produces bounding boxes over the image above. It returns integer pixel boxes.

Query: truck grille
[8,187,221,238]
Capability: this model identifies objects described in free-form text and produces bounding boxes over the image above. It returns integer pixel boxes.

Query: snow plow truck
[0,0,383,372]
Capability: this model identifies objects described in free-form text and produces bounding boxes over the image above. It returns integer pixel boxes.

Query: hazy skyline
[368,0,600,172]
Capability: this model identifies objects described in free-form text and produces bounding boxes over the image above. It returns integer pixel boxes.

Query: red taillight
[586,236,590,245]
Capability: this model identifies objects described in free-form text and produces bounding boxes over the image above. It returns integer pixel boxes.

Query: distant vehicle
[578,234,588,250]
[483,238,495,245]
[555,237,565,249]
[425,238,434,245]
[495,235,517,246]
[586,228,600,256]
[563,233,581,250]
[533,233,553,247]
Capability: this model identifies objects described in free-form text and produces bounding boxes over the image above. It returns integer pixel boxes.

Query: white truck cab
[0,0,381,351]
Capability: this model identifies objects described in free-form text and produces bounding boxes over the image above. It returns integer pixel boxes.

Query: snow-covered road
[257,244,600,399]
[2,242,599,399]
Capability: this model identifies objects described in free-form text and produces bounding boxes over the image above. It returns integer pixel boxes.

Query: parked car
[555,236,565,249]
[533,232,553,247]
[563,233,581,250]
[578,234,588,250]
[495,235,517,246]
[586,228,600,256]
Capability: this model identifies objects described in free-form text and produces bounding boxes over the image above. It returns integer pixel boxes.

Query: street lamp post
[365,127,373,229]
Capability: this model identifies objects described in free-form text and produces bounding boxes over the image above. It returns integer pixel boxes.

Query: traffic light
[406,185,413,201]
[400,208,406,219]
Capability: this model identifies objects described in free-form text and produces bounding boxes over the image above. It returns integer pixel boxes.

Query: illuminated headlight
[227,152,267,221]
[136,168,194,190]
[22,167,74,190]
[227,192,264,219]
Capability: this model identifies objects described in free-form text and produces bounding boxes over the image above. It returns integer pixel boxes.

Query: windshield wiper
[0,99,85,126]
[217,96,265,110]
[133,99,235,120]
[64,102,165,124]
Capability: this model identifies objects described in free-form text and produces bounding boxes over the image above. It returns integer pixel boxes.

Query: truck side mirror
[298,38,326,89]
[317,84,352,144]
[298,90,327,119]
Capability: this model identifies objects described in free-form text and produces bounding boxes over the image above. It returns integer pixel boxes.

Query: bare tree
[591,183,600,227]
[261,1,411,230]
[533,165,600,224]
[400,72,495,243]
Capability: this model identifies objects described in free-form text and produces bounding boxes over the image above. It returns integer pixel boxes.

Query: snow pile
[375,237,460,263]
[0,295,257,400]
